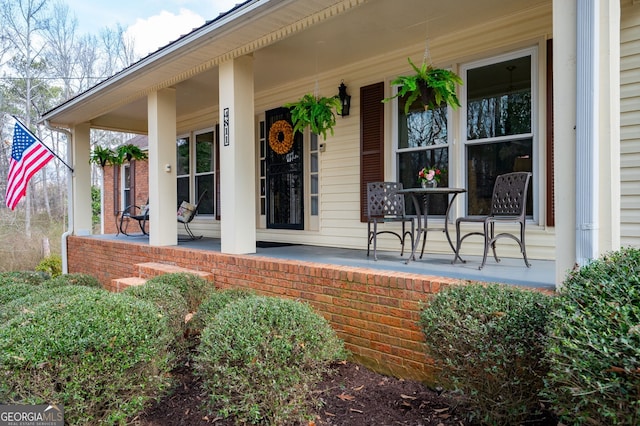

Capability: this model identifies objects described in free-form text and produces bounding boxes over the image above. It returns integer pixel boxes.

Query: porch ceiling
[41,0,549,134]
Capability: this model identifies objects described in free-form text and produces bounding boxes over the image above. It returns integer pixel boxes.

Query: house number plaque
[223,108,230,146]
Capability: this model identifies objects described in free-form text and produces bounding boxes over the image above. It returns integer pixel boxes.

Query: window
[176,135,190,209]
[194,131,214,215]
[259,120,266,216]
[122,164,131,211]
[309,133,319,216]
[176,130,215,216]
[396,91,450,215]
[462,50,535,217]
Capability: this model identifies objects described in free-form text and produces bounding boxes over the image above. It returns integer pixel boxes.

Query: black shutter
[215,123,221,221]
[130,161,136,206]
[360,82,385,222]
[546,39,555,227]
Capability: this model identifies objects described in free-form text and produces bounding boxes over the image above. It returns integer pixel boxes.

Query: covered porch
[41,0,623,293]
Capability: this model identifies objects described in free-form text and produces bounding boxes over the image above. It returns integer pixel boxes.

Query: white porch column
[148,88,177,246]
[71,123,92,236]
[553,0,577,285]
[219,55,256,254]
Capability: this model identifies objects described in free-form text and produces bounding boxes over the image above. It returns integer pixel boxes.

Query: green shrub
[195,296,345,424]
[0,283,41,306]
[0,291,174,425]
[542,247,640,425]
[146,272,215,312]
[35,254,62,278]
[0,285,99,324]
[123,281,189,344]
[189,288,255,335]
[420,283,553,425]
[0,271,48,287]
[42,273,103,289]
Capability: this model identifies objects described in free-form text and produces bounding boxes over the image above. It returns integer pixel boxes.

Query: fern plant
[285,93,342,140]
[90,145,117,168]
[384,57,463,114]
[115,144,148,163]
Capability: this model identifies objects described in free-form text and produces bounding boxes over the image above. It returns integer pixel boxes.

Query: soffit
[42,0,550,133]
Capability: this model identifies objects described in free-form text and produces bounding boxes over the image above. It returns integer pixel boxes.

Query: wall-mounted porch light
[338,81,351,116]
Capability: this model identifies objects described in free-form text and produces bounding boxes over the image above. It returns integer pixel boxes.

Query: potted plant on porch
[285,93,343,140]
[115,144,147,163]
[90,145,117,168]
[90,144,148,167]
[384,57,463,114]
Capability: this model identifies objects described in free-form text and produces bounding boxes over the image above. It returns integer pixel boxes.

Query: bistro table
[397,187,466,264]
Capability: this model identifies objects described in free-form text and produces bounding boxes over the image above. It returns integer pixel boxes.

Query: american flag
[5,121,54,210]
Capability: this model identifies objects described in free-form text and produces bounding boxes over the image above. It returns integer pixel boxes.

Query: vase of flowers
[418,167,441,188]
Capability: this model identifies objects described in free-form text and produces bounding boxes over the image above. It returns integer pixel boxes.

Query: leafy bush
[0,271,48,287]
[0,285,99,324]
[42,273,103,289]
[35,254,62,278]
[189,288,255,335]
[542,247,640,425]
[195,296,346,424]
[0,283,41,306]
[91,185,101,227]
[146,272,215,312]
[123,281,189,345]
[420,283,553,425]
[0,291,174,425]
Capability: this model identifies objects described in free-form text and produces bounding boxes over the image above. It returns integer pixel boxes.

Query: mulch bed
[131,358,469,426]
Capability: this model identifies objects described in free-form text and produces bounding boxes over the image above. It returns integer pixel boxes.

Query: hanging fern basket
[285,93,342,140]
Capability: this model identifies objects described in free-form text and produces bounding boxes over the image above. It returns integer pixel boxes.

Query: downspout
[575,0,599,266]
[44,120,73,274]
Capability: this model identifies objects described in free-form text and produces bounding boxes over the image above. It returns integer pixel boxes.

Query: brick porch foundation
[67,235,462,384]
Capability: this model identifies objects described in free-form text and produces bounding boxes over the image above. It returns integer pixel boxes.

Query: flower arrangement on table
[418,167,442,187]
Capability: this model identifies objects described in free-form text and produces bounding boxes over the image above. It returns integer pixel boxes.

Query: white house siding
[621,0,640,248]
[173,3,558,260]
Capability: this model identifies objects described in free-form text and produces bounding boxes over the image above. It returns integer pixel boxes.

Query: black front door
[265,107,304,230]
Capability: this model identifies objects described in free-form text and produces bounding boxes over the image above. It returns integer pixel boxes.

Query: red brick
[66,235,473,384]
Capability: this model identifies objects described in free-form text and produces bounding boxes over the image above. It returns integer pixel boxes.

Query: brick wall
[67,235,461,384]
[103,161,150,234]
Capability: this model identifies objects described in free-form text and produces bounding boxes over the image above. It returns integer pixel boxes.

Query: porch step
[136,262,214,282]
[109,276,147,292]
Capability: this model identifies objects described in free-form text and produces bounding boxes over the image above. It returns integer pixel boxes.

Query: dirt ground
[131,359,469,426]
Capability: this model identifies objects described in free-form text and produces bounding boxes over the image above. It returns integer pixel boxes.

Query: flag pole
[12,115,74,173]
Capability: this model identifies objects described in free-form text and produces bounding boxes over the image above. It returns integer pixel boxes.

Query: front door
[265,107,304,230]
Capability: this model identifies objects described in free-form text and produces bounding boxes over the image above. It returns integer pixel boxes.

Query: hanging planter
[115,144,147,164]
[285,93,342,140]
[384,57,463,114]
[91,144,148,167]
[90,146,117,168]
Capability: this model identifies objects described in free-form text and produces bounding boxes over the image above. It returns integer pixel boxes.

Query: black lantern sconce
[338,81,351,116]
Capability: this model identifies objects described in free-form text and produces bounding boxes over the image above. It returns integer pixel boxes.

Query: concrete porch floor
[94,234,557,290]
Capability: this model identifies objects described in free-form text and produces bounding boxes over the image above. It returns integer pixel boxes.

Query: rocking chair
[118,201,149,236]
[177,190,207,240]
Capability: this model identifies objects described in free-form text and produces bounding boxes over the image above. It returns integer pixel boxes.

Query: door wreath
[268,120,294,154]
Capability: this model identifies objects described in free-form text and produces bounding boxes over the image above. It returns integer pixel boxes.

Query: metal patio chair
[366,182,414,260]
[118,200,149,236]
[453,172,532,270]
